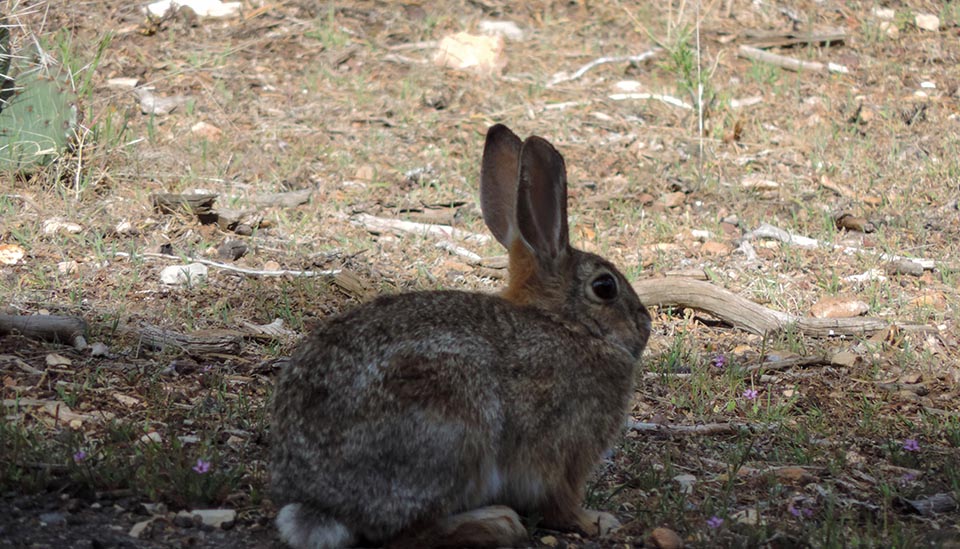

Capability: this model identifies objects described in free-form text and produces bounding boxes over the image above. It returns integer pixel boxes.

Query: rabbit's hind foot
[276,503,355,549]
[389,505,527,549]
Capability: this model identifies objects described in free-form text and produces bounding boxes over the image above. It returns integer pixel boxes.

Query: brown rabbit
[270,124,651,548]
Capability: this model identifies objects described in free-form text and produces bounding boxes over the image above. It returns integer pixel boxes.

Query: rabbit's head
[480,124,650,360]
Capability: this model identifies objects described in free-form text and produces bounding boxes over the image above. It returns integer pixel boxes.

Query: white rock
[915,13,940,31]
[146,0,241,18]
[673,473,697,494]
[477,20,524,41]
[433,32,506,75]
[873,7,895,19]
[180,509,236,528]
[614,80,643,92]
[920,81,936,89]
[90,342,110,357]
[57,260,79,275]
[0,243,25,265]
[42,218,83,235]
[129,518,154,538]
[160,263,208,285]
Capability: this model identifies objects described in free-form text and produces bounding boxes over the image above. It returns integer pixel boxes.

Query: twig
[738,45,849,74]
[435,240,482,263]
[608,93,693,110]
[628,420,773,435]
[113,252,342,278]
[547,49,662,86]
[352,213,491,245]
[543,93,693,112]
[745,223,937,270]
[746,356,831,373]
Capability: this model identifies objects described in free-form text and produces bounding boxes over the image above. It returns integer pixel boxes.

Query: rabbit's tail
[276,503,354,549]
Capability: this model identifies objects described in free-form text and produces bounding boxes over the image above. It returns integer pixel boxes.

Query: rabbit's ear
[481,124,523,249]
[516,136,570,266]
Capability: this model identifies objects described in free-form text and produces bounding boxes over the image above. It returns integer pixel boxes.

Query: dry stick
[544,92,693,112]
[435,240,482,264]
[738,45,849,74]
[352,213,491,245]
[113,252,342,278]
[745,223,937,270]
[628,420,773,435]
[631,277,930,337]
[547,48,662,87]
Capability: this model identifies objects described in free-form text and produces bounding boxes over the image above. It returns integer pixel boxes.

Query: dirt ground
[1,0,959,547]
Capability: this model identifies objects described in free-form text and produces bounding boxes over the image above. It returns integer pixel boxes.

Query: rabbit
[270,123,652,549]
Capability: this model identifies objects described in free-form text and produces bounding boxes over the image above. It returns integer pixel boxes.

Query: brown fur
[269,125,651,549]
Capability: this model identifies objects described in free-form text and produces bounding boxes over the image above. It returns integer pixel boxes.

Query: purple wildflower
[706,515,723,528]
[743,388,759,400]
[712,355,726,369]
[192,458,211,474]
[902,439,920,452]
[73,450,86,464]
[802,508,814,518]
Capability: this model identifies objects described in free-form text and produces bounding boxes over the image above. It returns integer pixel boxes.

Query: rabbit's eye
[589,273,618,301]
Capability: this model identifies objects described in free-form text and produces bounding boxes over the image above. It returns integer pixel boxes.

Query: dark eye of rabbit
[590,273,618,301]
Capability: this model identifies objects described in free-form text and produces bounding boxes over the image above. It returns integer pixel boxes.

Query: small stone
[42,219,83,235]
[217,240,247,261]
[649,526,684,549]
[673,473,697,494]
[139,431,163,445]
[433,32,506,75]
[129,518,154,538]
[830,351,861,367]
[810,297,869,319]
[90,342,110,357]
[354,165,376,181]
[262,260,281,272]
[915,13,940,31]
[879,21,899,39]
[57,260,80,275]
[660,191,686,208]
[186,509,237,529]
[873,7,895,19]
[540,535,559,547]
[191,121,223,141]
[701,241,731,255]
[45,353,72,367]
[160,263,209,285]
[39,512,67,526]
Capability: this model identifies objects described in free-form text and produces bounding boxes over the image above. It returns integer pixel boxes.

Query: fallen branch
[0,315,88,349]
[547,49,661,87]
[738,45,849,74]
[113,252,342,278]
[352,213,491,244]
[632,277,932,337]
[745,223,937,270]
[136,325,242,355]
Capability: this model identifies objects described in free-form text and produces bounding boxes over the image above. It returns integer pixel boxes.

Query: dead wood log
[0,314,88,349]
[136,326,242,355]
[632,277,931,337]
